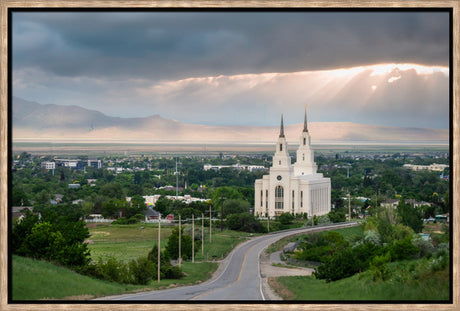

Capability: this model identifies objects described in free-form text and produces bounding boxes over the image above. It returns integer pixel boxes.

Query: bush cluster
[12,207,90,267]
[310,223,448,283]
[79,245,183,285]
[226,213,265,233]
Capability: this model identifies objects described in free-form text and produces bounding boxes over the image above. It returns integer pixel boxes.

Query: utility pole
[201,213,204,256]
[178,214,181,268]
[175,158,178,200]
[209,205,212,243]
[192,214,195,263]
[158,214,161,283]
[221,194,224,232]
[267,214,270,233]
[348,189,351,222]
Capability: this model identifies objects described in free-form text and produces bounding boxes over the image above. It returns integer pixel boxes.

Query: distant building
[87,159,102,169]
[204,163,266,172]
[55,159,85,170]
[381,198,432,209]
[136,194,209,208]
[41,161,56,170]
[254,109,331,217]
[403,163,449,172]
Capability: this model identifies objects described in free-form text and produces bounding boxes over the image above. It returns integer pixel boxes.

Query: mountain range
[12,97,448,144]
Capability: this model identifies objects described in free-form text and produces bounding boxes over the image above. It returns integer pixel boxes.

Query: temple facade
[254,109,331,217]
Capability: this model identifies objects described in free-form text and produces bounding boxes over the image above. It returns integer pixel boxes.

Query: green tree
[165,226,199,260]
[369,252,391,282]
[314,247,360,282]
[100,182,125,200]
[211,186,243,208]
[102,198,124,218]
[222,199,251,218]
[226,213,265,233]
[397,199,424,233]
[154,196,173,215]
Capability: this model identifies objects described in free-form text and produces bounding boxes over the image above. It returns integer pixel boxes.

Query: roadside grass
[264,224,363,255]
[194,229,255,261]
[271,261,450,301]
[12,255,141,300]
[330,224,364,242]
[144,261,218,290]
[12,255,218,300]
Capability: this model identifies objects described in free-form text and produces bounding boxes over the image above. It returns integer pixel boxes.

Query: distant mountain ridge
[12,97,448,143]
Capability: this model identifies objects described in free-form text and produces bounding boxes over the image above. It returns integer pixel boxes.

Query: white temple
[254,109,331,217]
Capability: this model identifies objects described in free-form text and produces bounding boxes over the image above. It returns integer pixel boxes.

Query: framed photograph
[1,1,457,310]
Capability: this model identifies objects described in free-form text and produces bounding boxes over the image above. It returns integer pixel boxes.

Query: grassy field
[87,223,174,262]
[12,255,217,300]
[270,262,450,301]
[12,255,139,300]
[87,223,255,263]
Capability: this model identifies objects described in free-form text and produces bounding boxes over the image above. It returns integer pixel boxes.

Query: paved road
[101,222,358,301]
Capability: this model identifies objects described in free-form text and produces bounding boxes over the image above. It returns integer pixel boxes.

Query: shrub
[386,236,420,261]
[148,245,184,280]
[363,230,381,246]
[313,247,360,282]
[317,214,332,225]
[12,208,90,267]
[96,256,130,284]
[412,235,435,258]
[278,212,295,225]
[226,213,265,233]
[128,257,156,285]
[369,252,391,282]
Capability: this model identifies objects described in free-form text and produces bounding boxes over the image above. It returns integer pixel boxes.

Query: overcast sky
[12,10,450,129]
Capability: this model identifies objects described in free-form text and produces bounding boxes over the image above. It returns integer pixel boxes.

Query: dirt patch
[91,231,110,237]
[268,277,295,300]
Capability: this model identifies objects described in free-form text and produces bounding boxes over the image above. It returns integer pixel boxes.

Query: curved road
[101,222,358,301]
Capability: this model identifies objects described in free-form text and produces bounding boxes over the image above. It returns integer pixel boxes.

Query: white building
[403,163,449,172]
[203,163,266,172]
[41,161,56,170]
[254,110,331,217]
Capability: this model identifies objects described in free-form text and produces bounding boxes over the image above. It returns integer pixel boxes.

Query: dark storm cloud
[13,11,449,80]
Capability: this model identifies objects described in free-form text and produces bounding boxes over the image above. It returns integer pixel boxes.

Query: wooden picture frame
[1,1,458,310]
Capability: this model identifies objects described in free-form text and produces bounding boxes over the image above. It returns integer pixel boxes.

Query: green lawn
[87,223,173,262]
[87,223,254,263]
[12,255,140,300]
[12,255,218,300]
[272,261,450,301]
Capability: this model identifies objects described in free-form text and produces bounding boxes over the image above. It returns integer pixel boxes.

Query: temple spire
[279,114,285,138]
[303,105,308,132]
